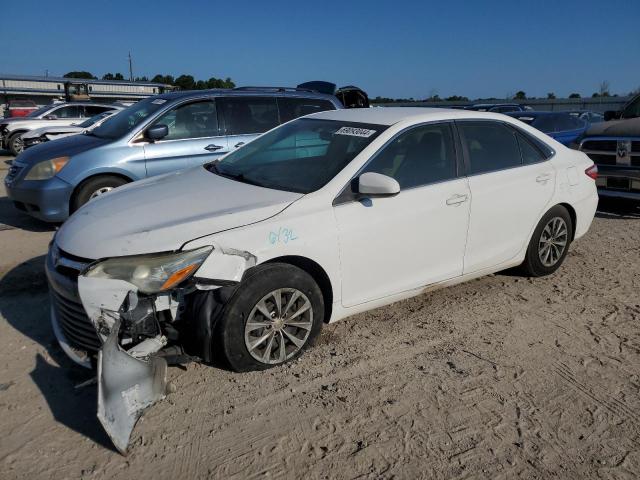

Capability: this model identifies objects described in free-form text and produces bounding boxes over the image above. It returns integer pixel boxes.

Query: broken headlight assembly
[84,246,213,294]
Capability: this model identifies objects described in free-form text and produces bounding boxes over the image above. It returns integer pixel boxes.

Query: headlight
[24,156,69,180]
[84,246,213,294]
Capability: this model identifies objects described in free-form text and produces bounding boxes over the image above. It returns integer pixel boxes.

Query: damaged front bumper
[47,242,255,453]
[97,317,167,454]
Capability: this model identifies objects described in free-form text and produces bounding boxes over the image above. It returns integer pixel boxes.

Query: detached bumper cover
[97,319,167,454]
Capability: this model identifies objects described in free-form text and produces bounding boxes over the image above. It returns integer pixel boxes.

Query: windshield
[27,105,56,118]
[90,97,168,139]
[78,112,110,128]
[209,118,386,193]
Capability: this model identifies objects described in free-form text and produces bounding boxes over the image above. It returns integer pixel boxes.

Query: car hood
[13,133,111,166]
[55,166,303,259]
[585,117,640,136]
[22,125,83,139]
[0,117,37,128]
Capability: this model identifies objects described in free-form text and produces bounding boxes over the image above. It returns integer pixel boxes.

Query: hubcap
[244,288,313,364]
[538,217,568,267]
[89,186,114,200]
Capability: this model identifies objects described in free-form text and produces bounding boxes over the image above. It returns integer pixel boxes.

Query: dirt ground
[1,154,639,480]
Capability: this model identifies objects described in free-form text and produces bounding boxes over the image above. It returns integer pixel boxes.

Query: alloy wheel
[89,186,114,200]
[538,217,568,267]
[244,288,313,364]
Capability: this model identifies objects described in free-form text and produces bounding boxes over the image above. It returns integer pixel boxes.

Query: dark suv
[579,94,640,200]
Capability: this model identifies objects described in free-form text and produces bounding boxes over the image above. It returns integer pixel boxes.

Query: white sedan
[47,107,598,452]
[21,110,121,149]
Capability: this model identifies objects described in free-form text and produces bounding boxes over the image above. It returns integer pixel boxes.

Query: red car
[5,99,38,118]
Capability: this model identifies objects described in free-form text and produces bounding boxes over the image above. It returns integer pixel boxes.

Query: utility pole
[128,51,133,81]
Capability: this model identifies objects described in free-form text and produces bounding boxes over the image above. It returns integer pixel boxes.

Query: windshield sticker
[334,126,376,138]
[151,99,167,105]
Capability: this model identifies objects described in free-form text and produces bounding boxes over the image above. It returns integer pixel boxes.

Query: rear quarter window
[278,97,336,123]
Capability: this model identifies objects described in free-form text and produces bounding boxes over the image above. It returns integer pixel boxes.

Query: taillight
[585,164,598,180]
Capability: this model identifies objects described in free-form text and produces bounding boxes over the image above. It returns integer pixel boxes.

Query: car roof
[152,87,338,103]
[507,111,568,118]
[309,107,515,126]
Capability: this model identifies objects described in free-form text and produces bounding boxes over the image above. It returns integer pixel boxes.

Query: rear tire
[214,263,324,372]
[521,205,573,277]
[8,132,24,156]
[71,175,129,212]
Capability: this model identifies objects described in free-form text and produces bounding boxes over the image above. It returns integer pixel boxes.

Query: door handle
[204,144,223,151]
[536,173,552,183]
[446,194,468,206]
[234,142,245,148]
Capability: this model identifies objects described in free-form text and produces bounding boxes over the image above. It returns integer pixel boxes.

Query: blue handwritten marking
[269,227,298,245]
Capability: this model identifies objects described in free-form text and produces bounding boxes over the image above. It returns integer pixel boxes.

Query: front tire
[71,175,129,212]
[215,263,324,372]
[521,205,573,277]
[8,132,24,156]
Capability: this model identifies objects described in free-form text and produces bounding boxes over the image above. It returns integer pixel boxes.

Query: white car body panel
[22,125,86,140]
[55,107,598,325]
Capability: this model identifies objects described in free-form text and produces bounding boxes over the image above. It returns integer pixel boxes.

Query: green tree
[445,95,469,102]
[568,93,581,98]
[151,74,175,85]
[134,76,149,82]
[547,92,556,99]
[102,72,126,81]
[63,71,96,79]
[514,91,527,100]
[174,75,196,90]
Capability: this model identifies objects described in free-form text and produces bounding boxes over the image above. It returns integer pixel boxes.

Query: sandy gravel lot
[0,154,639,479]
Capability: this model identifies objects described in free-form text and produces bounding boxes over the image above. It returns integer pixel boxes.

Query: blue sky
[3,0,639,99]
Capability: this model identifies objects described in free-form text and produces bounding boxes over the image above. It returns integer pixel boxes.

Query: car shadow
[596,197,640,219]
[0,255,115,451]
[0,195,57,232]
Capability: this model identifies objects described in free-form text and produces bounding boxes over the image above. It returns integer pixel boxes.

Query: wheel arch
[557,202,577,241]
[262,255,334,324]
[70,171,134,211]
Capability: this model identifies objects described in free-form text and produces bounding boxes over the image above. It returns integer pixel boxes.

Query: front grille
[580,138,640,168]
[53,291,102,352]
[49,248,102,353]
[582,140,617,152]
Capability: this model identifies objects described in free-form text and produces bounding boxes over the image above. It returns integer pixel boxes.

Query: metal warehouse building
[0,74,173,114]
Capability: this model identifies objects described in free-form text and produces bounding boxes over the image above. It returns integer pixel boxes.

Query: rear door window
[458,121,522,175]
[219,97,279,135]
[51,105,83,118]
[278,97,336,123]
[84,105,113,116]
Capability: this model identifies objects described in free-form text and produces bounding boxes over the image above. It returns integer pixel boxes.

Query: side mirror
[44,114,58,120]
[146,124,169,141]
[603,110,621,121]
[356,172,400,197]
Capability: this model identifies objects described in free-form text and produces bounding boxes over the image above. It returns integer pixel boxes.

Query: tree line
[62,71,235,89]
